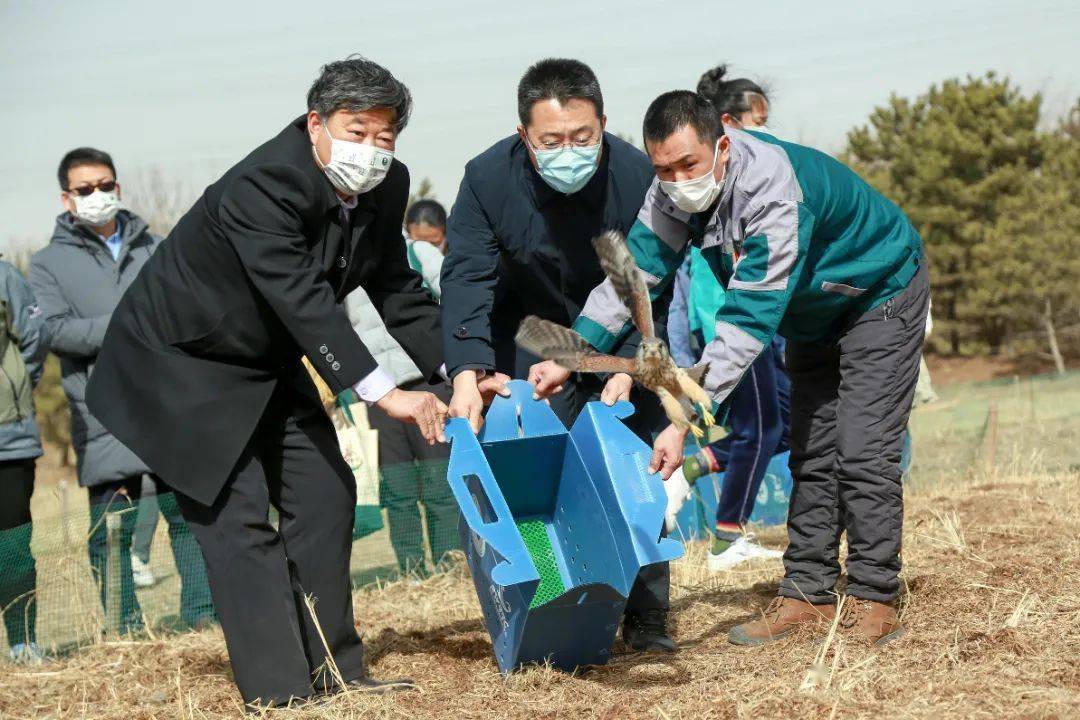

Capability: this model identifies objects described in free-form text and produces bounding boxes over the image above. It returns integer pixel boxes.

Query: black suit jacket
[87,116,442,505]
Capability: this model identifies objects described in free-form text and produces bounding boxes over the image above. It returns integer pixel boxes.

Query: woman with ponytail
[672,65,791,572]
[696,64,773,132]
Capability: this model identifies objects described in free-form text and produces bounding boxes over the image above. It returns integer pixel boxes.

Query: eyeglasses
[66,179,117,196]
[525,133,601,153]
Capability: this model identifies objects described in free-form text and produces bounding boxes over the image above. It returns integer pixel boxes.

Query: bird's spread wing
[576,354,637,375]
[592,230,655,339]
[516,316,637,375]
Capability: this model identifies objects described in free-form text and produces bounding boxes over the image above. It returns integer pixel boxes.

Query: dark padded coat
[30,211,157,485]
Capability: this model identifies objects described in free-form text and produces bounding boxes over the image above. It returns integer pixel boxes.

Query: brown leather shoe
[838,597,905,646]
[729,596,836,646]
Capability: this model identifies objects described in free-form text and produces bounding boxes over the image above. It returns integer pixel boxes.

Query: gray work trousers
[780,263,929,604]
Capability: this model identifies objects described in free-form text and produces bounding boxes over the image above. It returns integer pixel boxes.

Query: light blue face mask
[530,139,602,194]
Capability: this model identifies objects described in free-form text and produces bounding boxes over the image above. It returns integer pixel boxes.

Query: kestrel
[516,230,715,438]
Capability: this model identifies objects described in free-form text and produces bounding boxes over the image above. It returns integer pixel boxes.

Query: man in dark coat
[441,58,674,652]
[87,56,481,708]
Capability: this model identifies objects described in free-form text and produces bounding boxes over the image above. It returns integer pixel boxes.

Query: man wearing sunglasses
[29,148,216,635]
[441,58,675,653]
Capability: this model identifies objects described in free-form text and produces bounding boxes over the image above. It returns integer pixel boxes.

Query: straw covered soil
[1,467,1078,719]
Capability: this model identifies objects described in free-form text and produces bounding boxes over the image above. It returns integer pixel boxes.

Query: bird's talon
[689,425,705,439]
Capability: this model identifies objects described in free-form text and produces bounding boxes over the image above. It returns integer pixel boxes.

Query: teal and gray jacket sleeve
[698,195,810,403]
[571,180,692,352]
[572,173,810,407]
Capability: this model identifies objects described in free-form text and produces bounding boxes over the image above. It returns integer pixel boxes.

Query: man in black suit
[88,56,499,708]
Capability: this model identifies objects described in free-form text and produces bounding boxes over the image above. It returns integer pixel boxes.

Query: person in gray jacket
[29,148,214,633]
[346,202,460,576]
[346,285,456,576]
[0,260,48,663]
[348,201,507,575]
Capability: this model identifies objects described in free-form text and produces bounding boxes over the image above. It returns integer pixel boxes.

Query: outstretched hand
[449,370,511,434]
[600,372,633,406]
[376,388,448,444]
[478,372,512,404]
[649,423,689,480]
[528,360,571,399]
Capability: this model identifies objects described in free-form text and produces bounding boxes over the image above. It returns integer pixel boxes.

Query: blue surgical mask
[529,138,602,194]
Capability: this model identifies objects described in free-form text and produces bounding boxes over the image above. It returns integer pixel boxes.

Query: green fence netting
[2,371,1078,657]
[905,369,1080,490]
[0,457,457,656]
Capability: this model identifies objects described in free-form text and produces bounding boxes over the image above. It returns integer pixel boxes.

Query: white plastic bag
[331,402,380,507]
[664,467,693,533]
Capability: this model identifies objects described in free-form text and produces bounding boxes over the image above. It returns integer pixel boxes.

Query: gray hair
[307,55,412,133]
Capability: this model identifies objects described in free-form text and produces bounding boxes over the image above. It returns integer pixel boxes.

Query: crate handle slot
[465,473,499,525]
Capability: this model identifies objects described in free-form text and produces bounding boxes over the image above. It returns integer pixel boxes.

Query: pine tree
[845,73,1044,353]
[981,101,1080,371]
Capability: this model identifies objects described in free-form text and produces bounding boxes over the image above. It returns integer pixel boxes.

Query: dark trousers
[368,379,458,575]
[87,475,214,632]
[546,373,671,614]
[780,264,929,604]
[709,338,791,527]
[175,384,364,706]
[0,458,36,647]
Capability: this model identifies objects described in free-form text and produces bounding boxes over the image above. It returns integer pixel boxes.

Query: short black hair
[642,91,723,148]
[307,54,412,133]
[405,199,447,229]
[696,64,770,118]
[517,58,603,126]
[57,147,116,190]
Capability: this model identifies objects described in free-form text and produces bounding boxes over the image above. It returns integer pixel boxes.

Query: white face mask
[659,140,725,214]
[315,122,394,196]
[72,189,121,227]
[734,119,775,137]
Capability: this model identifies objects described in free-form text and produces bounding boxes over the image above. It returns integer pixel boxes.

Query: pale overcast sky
[2,0,1078,249]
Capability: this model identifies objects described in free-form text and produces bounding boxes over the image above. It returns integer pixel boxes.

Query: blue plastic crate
[445,380,683,673]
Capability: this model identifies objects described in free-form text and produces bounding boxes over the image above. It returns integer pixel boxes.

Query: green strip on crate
[515,519,565,608]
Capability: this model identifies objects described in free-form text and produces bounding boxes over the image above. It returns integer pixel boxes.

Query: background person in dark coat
[86,57,487,708]
[441,58,675,653]
[29,148,214,634]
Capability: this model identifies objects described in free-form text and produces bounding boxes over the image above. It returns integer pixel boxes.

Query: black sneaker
[622,609,676,653]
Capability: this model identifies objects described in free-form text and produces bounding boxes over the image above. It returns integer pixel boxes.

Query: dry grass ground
[3,470,1077,718]
[2,373,1078,719]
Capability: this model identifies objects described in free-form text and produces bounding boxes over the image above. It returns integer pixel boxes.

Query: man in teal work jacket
[545,90,928,647]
